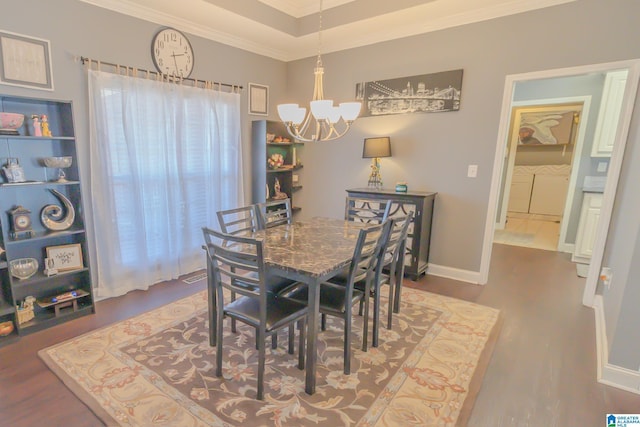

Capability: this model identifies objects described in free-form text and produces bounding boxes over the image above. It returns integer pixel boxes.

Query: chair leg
[297,318,306,370]
[207,270,217,347]
[387,285,394,329]
[321,313,327,331]
[393,268,403,314]
[257,329,266,400]
[272,334,278,350]
[362,294,370,352]
[288,323,295,355]
[372,287,381,348]
[216,311,225,377]
[230,291,237,333]
[344,312,352,374]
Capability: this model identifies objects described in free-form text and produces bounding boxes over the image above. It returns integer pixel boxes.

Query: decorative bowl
[0,321,14,337]
[0,112,24,134]
[9,258,39,280]
[43,156,73,169]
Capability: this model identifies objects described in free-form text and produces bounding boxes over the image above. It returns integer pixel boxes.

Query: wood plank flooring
[1,244,639,426]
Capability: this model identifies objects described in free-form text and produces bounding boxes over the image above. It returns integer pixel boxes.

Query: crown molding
[78,0,577,62]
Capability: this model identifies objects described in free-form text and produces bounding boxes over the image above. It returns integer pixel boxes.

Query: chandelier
[277,0,361,142]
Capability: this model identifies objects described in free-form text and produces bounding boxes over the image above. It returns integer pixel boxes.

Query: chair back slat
[345,222,387,288]
[202,227,266,299]
[217,205,261,235]
[385,212,413,264]
[258,198,292,229]
[345,197,392,224]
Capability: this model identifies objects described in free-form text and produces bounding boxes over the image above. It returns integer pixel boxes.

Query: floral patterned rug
[39,287,500,426]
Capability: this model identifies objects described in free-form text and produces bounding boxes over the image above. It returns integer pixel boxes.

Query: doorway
[495,100,587,252]
[479,59,640,308]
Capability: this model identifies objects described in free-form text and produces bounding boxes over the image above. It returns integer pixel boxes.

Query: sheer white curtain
[87,70,243,298]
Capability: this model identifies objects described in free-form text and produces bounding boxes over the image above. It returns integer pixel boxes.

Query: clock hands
[171,51,185,74]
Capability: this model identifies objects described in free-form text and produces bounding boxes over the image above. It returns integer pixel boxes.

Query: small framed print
[46,243,83,272]
[0,30,54,91]
[248,82,268,116]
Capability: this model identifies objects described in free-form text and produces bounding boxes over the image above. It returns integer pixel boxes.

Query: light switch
[597,162,608,173]
[467,164,478,178]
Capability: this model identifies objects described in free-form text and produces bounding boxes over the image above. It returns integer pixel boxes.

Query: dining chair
[257,198,292,229]
[203,227,307,400]
[216,204,261,236]
[345,196,392,224]
[215,204,261,335]
[278,221,388,375]
[367,212,413,347]
[203,225,295,346]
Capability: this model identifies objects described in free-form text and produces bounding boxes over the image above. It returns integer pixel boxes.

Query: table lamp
[363,136,391,188]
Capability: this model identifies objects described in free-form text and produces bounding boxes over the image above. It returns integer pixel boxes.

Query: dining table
[250,217,369,395]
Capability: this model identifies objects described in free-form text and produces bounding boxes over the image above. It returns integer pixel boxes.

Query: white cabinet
[573,193,603,262]
[508,173,534,213]
[591,70,628,157]
[507,165,571,216]
[529,174,569,216]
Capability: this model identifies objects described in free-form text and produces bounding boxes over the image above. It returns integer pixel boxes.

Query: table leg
[305,279,321,395]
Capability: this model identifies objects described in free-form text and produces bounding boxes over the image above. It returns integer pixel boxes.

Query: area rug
[39,287,500,426]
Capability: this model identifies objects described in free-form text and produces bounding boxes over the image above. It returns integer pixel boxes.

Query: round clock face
[15,214,31,230]
[151,28,194,78]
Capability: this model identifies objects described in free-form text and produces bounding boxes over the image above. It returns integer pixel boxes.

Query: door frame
[497,97,590,253]
[479,59,640,308]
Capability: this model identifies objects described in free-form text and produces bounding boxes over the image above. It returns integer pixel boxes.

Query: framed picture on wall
[248,82,268,116]
[0,30,54,91]
[514,106,580,145]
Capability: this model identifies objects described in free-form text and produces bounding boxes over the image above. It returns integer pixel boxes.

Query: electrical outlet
[467,164,478,178]
[597,162,608,173]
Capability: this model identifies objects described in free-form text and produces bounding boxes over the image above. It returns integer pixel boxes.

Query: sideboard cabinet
[346,188,436,280]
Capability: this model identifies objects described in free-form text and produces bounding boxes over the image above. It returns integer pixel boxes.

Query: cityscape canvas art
[356,69,463,117]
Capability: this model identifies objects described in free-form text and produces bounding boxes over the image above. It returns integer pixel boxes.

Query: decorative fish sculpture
[41,189,75,231]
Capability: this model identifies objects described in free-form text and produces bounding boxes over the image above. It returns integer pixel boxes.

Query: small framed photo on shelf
[248,82,268,116]
[0,30,54,91]
[45,243,83,272]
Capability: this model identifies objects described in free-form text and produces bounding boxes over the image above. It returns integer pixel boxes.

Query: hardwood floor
[1,244,639,426]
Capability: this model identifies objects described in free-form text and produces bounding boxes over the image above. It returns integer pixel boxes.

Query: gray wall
[2,0,640,371]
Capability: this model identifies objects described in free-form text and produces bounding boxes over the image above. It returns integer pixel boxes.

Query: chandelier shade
[276,0,361,142]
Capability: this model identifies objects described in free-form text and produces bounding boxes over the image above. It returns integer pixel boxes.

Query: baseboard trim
[427,264,482,285]
[593,295,640,395]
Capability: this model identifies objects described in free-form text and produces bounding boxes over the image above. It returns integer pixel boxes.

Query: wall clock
[151,28,194,78]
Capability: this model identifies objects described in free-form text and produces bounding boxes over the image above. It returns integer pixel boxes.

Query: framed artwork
[248,82,268,115]
[0,30,54,91]
[46,243,83,272]
[356,69,463,117]
[513,105,580,145]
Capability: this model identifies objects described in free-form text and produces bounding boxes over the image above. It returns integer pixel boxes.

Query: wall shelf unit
[0,94,94,347]
[251,120,304,212]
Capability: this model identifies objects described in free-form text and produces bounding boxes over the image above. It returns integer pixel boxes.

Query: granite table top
[253,217,369,279]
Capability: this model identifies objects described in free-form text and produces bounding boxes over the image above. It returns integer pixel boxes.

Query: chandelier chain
[316,0,323,67]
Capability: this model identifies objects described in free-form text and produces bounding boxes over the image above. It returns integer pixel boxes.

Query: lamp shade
[362,137,392,158]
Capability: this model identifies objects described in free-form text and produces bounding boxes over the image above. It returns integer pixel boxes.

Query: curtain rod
[80,56,242,92]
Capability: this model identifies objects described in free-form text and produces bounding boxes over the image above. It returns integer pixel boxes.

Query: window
[88,70,243,298]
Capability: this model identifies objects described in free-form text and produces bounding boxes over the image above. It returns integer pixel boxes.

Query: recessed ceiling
[79,0,576,61]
